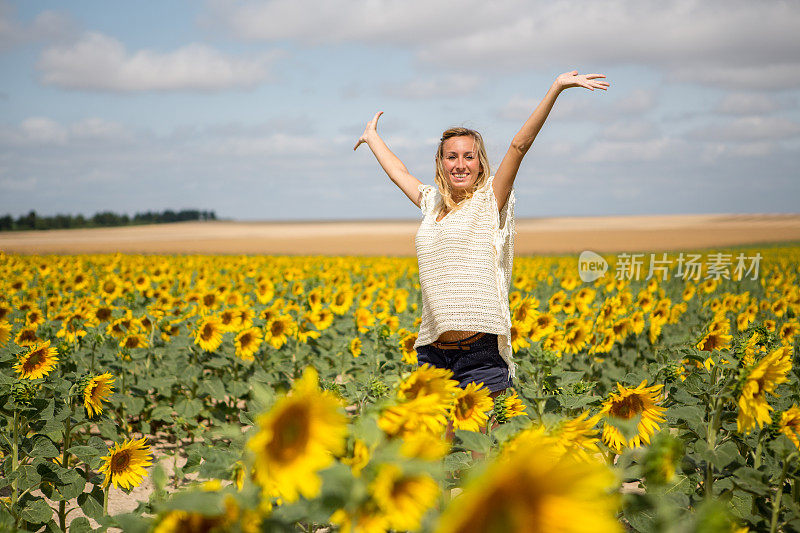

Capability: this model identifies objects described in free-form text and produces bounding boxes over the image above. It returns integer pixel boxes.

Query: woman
[354,70,609,400]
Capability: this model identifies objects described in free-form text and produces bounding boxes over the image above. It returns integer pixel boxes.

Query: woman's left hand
[556,70,610,91]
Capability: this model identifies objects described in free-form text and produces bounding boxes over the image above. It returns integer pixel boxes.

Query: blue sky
[1,0,799,221]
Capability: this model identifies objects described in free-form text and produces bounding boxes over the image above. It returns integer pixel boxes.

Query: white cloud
[212,0,800,90]
[578,138,679,163]
[0,2,75,52]
[20,117,67,144]
[686,116,800,142]
[37,32,278,91]
[498,89,657,122]
[0,117,133,146]
[383,75,481,99]
[714,92,789,115]
[600,119,660,142]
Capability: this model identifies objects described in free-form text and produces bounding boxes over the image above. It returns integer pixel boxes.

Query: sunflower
[25,308,46,328]
[399,431,451,461]
[778,406,800,450]
[399,331,418,365]
[14,325,41,347]
[552,411,603,463]
[370,464,439,532]
[218,308,239,332]
[235,327,263,361]
[194,315,224,352]
[247,366,347,503]
[529,312,557,342]
[510,322,531,352]
[548,290,567,313]
[14,340,59,379]
[450,382,493,432]
[330,286,355,315]
[99,437,153,490]
[736,346,792,433]
[600,381,667,453]
[398,364,460,403]
[0,321,12,347]
[779,321,799,344]
[564,318,590,354]
[378,394,451,438]
[56,313,88,344]
[83,373,115,418]
[436,429,620,533]
[349,337,362,358]
[393,288,409,314]
[354,307,375,333]
[697,329,732,352]
[264,315,296,349]
[340,439,370,478]
[119,332,148,350]
[296,313,321,344]
[493,390,527,423]
[255,279,275,305]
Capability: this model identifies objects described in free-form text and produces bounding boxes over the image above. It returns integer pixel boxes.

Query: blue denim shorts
[415,333,513,393]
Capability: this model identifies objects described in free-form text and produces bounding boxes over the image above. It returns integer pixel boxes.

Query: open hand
[354,111,383,151]
[556,71,609,92]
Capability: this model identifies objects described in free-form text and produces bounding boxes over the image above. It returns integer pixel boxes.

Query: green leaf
[150,405,174,422]
[732,467,770,496]
[622,507,656,533]
[30,435,61,459]
[455,430,490,455]
[14,464,42,490]
[68,517,92,533]
[175,398,202,419]
[68,445,100,463]
[20,497,53,524]
[56,468,86,500]
[78,486,104,520]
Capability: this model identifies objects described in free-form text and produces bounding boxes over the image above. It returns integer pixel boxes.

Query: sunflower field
[0,245,799,532]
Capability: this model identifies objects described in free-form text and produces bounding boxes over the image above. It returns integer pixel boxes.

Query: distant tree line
[0,209,217,231]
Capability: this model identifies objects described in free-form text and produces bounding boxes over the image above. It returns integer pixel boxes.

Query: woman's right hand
[353,111,383,151]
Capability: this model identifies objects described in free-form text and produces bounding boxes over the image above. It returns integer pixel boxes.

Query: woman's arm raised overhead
[354,111,424,208]
[493,70,610,211]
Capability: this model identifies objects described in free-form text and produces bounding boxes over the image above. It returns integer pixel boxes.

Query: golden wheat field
[1,217,799,532]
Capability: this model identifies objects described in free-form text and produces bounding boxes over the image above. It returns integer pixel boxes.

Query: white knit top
[413,175,517,379]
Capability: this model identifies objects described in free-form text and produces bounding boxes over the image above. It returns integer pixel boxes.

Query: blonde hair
[434,127,491,214]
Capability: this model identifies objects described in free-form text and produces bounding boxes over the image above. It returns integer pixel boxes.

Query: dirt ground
[1,213,800,256]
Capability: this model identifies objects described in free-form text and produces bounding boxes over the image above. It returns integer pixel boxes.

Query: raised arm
[493,71,610,211]
[354,112,423,208]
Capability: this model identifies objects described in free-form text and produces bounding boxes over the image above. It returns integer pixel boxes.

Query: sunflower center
[610,395,644,419]
[456,396,475,419]
[201,324,215,340]
[111,450,131,472]
[267,404,311,462]
[271,322,285,336]
[240,333,253,346]
[24,349,46,370]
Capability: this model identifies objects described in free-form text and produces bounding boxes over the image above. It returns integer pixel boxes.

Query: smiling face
[441,135,481,196]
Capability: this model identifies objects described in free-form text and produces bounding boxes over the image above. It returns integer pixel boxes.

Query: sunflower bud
[368,377,389,399]
[493,392,510,424]
[12,381,38,406]
[663,361,682,383]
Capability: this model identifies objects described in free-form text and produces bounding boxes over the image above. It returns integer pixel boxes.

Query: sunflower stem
[11,409,19,509]
[770,452,797,533]
[59,411,73,531]
[103,484,109,516]
[705,393,724,500]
